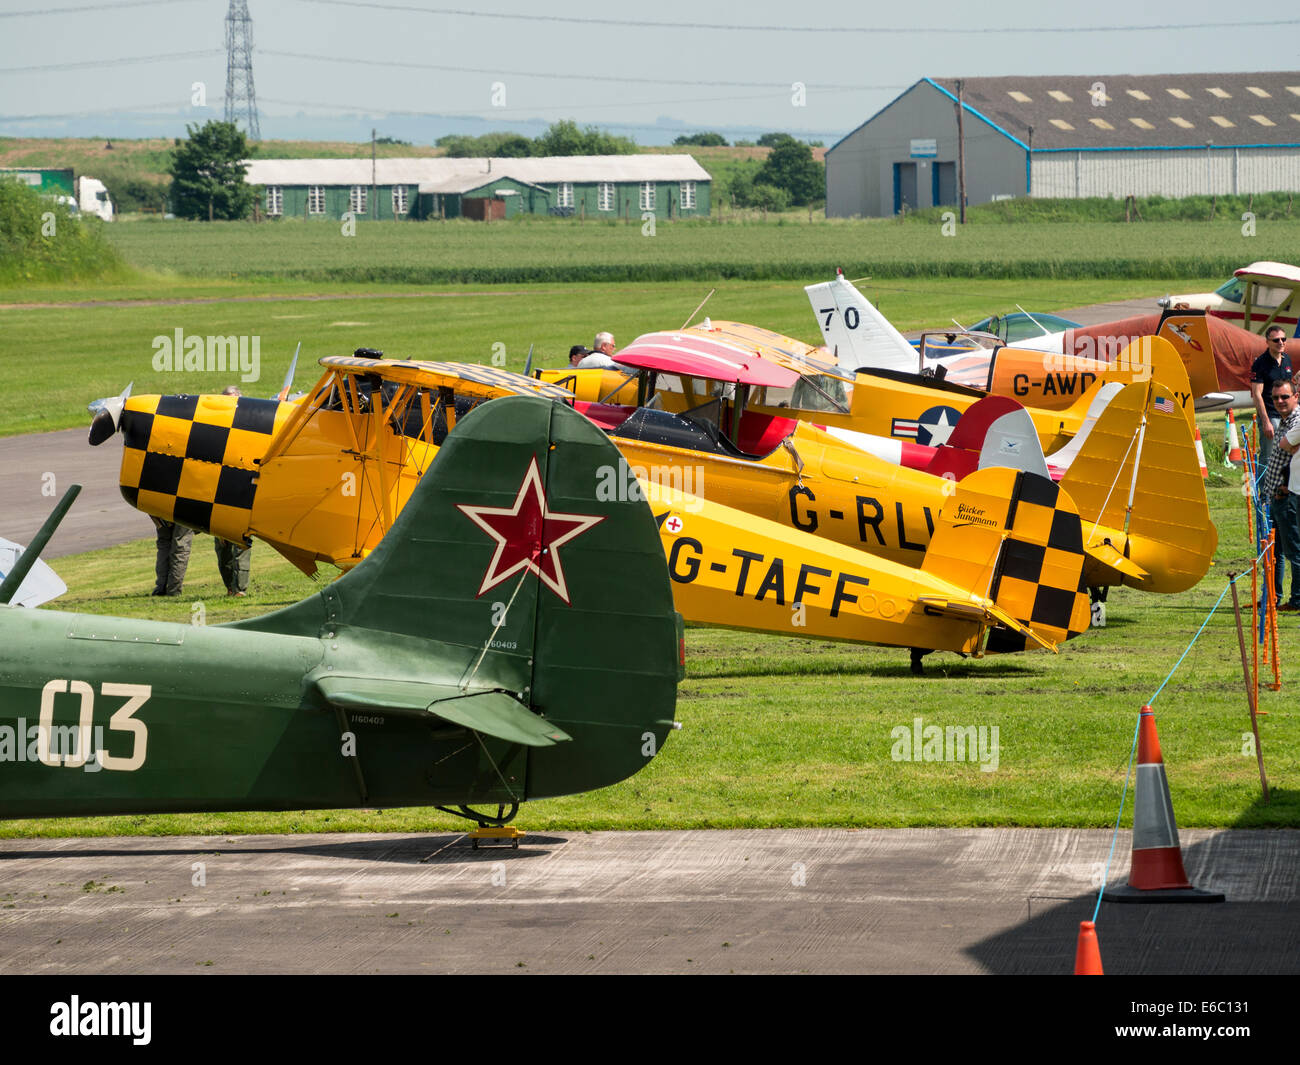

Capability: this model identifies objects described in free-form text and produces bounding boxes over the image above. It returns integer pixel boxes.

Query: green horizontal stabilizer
[315,676,571,747]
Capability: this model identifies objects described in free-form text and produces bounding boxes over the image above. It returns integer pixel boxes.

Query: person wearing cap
[568,345,591,367]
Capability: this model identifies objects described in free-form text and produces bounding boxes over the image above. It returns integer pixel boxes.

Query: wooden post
[1230,575,1272,803]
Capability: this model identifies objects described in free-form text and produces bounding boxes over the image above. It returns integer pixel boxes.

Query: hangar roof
[831,73,1300,153]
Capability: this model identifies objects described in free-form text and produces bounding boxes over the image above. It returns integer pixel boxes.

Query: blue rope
[1149,580,1235,705]
[1092,710,1142,923]
[1091,567,1257,922]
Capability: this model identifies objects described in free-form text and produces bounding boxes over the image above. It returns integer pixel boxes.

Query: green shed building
[0,167,75,197]
[242,156,711,221]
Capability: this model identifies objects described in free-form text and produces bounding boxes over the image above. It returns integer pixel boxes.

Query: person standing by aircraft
[151,518,192,597]
[1259,380,1300,610]
[1251,326,1293,467]
[213,385,252,597]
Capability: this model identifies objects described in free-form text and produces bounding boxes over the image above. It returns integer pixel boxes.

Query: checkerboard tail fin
[920,467,1091,653]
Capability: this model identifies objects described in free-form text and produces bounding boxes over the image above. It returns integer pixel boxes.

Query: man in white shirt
[577,331,619,370]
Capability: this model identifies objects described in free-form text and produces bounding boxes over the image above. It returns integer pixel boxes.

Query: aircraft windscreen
[757,374,851,413]
[1215,278,1245,302]
[940,359,996,389]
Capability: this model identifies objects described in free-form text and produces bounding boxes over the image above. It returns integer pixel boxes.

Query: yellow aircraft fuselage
[100,368,1092,656]
[111,356,1213,600]
[544,332,1196,456]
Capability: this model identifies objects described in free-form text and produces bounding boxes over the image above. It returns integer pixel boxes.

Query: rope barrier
[1089,561,1266,924]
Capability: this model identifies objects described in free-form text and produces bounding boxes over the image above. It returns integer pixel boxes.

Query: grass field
[0,451,1292,838]
[0,218,1292,837]
[0,276,1197,437]
[99,216,1295,283]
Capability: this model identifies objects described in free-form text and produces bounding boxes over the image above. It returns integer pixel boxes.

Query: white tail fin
[805,272,917,373]
[976,409,1050,478]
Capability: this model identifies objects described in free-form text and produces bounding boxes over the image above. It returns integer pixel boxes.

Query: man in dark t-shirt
[1251,325,1294,467]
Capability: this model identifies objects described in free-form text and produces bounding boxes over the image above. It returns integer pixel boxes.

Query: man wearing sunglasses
[1251,326,1293,467]
[1260,380,1300,610]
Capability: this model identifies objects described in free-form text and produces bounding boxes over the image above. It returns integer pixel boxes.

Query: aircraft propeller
[86,381,133,445]
[277,342,301,401]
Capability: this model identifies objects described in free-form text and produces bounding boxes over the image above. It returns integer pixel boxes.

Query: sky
[0,0,1293,145]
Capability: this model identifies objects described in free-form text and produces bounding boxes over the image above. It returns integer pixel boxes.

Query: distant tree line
[437,121,638,158]
[672,131,824,150]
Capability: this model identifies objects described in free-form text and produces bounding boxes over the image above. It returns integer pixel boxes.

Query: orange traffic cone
[1225,410,1244,466]
[1074,921,1104,975]
[1194,428,1208,480]
[1104,706,1225,903]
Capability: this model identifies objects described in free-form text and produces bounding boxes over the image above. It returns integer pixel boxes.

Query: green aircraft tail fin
[236,395,681,798]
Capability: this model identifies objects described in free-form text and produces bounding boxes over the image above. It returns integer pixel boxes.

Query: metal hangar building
[826,72,1300,217]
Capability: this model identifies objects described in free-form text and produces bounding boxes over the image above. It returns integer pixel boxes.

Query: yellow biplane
[544,319,1196,455]
[90,354,1096,670]
[539,326,1215,597]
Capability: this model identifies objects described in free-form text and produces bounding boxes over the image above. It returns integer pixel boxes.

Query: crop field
[0,275,1198,437]
[102,216,1300,283]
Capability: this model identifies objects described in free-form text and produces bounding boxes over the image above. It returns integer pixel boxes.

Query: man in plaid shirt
[1260,380,1300,609]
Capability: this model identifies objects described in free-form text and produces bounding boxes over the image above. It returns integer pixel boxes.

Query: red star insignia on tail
[457,455,605,604]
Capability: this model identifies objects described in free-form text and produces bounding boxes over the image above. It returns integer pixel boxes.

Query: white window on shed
[598,182,615,211]
[639,182,656,211]
[307,186,325,214]
[266,186,283,215]
[392,185,409,215]
[556,182,574,207]
[350,186,368,214]
[680,181,696,209]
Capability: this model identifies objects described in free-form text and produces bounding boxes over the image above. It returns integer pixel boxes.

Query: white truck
[75,176,114,221]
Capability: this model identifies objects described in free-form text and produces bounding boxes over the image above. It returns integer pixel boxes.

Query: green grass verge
[0,276,1197,437]
[1,475,1292,837]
